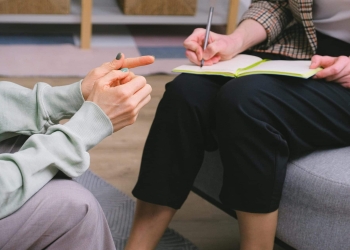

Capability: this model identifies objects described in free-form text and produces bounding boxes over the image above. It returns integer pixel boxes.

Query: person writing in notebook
[0,53,153,249]
[125,0,350,249]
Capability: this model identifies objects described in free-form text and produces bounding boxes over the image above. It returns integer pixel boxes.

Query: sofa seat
[192,147,350,249]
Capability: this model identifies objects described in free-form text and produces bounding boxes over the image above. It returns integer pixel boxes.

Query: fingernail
[120,68,128,72]
[116,53,122,60]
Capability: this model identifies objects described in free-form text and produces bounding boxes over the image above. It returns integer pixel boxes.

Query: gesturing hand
[87,70,152,133]
[81,53,155,100]
[310,55,350,88]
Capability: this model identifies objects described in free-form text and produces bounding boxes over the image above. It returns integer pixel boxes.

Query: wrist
[80,79,91,100]
[232,19,267,52]
[227,31,245,54]
[64,101,113,151]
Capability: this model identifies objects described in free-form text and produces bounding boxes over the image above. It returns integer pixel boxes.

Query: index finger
[122,56,155,69]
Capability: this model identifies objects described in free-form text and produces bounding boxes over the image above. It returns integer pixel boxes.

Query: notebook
[172,54,322,79]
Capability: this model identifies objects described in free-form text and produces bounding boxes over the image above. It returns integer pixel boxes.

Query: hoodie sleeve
[0,81,113,219]
[0,80,84,141]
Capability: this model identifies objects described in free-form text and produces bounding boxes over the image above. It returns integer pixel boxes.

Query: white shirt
[312,0,350,43]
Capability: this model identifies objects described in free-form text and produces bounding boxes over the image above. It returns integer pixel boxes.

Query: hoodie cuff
[43,81,85,123]
[64,101,113,151]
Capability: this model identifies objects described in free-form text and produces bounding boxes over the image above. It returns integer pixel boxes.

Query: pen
[201,7,214,68]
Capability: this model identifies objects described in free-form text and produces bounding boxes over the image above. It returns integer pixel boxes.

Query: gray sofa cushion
[278,147,350,249]
[193,147,350,250]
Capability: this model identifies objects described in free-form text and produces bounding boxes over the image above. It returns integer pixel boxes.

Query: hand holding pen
[183,6,243,66]
[183,7,219,67]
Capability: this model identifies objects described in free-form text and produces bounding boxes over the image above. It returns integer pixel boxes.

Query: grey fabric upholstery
[193,147,350,250]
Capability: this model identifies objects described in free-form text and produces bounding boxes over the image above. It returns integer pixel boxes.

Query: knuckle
[101,62,109,68]
[116,88,128,99]
[129,72,135,78]
[145,95,152,103]
[329,67,340,75]
[125,101,137,114]
[194,28,202,33]
[137,75,147,83]
[95,78,104,86]
[128,116,137,125]
[134,76,147,86]
[91,68,101,76]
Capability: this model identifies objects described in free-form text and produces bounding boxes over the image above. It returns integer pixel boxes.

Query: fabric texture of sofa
[192,147,350,250]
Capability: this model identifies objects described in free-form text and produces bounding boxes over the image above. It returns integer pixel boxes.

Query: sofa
[192,148,350,249]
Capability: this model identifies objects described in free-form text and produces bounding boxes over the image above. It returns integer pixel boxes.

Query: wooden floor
[1,75,285,250]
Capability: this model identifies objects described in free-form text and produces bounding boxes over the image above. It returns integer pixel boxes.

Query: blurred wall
[238,0,251,21]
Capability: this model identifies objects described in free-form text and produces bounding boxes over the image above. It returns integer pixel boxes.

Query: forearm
[240,0,293,48]
[0,81,84,141]
[0,101,113,219]
[229,19,267,53]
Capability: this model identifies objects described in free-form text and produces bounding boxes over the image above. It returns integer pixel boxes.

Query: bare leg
[125,200,177,250]
[236,210,278,250]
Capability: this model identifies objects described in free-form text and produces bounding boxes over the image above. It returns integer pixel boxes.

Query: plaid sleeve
[240,0,294,47]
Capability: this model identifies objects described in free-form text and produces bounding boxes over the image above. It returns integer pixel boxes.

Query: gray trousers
[0,135,116,250]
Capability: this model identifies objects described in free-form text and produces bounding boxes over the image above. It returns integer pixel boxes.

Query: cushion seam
[288,161,350,188]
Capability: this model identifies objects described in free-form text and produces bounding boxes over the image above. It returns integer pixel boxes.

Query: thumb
[108,52,126,70]
[96,53,126,73]
[310,55,322,69]
[310,55,336,69]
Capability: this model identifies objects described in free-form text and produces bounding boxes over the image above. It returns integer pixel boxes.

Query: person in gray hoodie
[0,53,154,250]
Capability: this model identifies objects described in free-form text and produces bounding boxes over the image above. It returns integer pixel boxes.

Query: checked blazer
[241,0,317,59]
